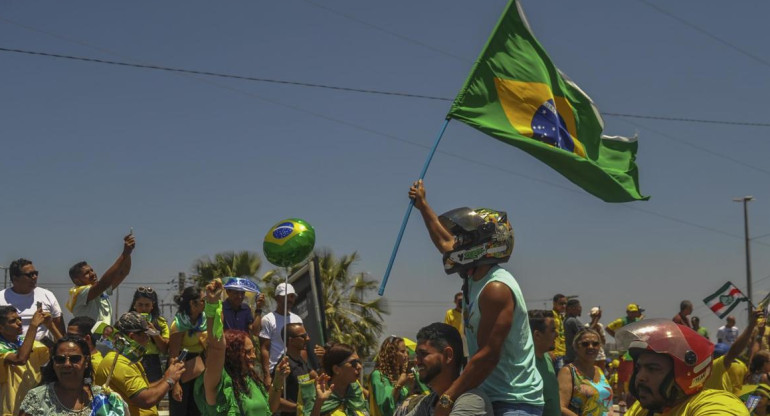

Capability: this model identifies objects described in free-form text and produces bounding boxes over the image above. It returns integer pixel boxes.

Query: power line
[616,118,770,177]
[637,0,770,69]
[299,0,470,64]
[2,46,770,129]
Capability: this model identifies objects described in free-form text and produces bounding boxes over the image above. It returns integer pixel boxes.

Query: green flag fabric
[447,0,647,202]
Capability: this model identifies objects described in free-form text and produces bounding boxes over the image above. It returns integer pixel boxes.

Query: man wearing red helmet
[616,319,748,415]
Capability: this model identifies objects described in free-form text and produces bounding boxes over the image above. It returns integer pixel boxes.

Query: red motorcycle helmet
[615,318,714,397]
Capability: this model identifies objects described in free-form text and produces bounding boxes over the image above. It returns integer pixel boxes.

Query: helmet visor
[615,319,711,365]
[439,207,485,233]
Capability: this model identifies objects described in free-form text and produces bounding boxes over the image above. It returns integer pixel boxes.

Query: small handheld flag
[703,281,748,319]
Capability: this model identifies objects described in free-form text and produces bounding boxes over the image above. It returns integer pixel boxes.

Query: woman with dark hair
[129,286,169,382]
[18,335,127,416]
[368,336,414,416]
[195,279,288,416]
[169,286,207,416]
[747,350,770,385]
[308,343,368,416]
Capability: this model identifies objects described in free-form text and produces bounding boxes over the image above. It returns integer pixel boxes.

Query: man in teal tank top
[409,180,544,416]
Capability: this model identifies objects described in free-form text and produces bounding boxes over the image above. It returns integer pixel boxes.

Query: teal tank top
[464,266,544,406]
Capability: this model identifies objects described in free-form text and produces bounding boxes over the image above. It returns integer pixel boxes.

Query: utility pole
[733,196,753,323]
[178,272,186,295]
[0,267,8,289]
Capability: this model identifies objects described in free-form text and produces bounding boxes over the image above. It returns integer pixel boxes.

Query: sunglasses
[344,358,362,367]
[580,341,601,348]
[53,354,83,365]
[137,287,155,294]
[20,271,39,278]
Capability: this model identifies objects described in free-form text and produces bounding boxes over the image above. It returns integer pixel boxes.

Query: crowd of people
[0,181,767,416]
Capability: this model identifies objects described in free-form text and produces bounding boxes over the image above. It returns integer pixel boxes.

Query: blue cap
[713,342,729,358]
[223,277,260,293]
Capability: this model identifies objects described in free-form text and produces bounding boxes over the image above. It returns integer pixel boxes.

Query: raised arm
[269,356,291,413]
[409,180,455,254]
[725,309,761,367]
[260,336,273,386]
[203,279,226,406]
[436,282,512,416]
[87,234,135,302]
[4,310,45,365]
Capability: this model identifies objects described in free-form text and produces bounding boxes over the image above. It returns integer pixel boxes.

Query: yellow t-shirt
[0,342,49,416]
[702,356,732,392]
[553,310,566,357]
[607,317,627,333]
[728,359,748,396]
[169,321,207,353]
[624,388,749,415]
[95,351,157,416]
[91,349,103,375]
[444,308,463,334]
[144,317,170,355]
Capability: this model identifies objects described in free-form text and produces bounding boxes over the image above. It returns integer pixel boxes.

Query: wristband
[166,378,175,388]
[204,300,224,340]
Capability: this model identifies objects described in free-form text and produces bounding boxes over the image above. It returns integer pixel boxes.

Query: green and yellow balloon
[263,218,316,267]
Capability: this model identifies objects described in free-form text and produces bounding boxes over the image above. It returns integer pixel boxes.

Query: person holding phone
[0,304,60,415]
[66,233,136,325]
[94,312,185,416]
[129,286,169,383]
[168,287,207,416]
[0,259,65,343]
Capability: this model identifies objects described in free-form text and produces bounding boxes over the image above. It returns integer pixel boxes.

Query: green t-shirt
[194,369,271,416]
[368,370,409,416]
[535,356,560,416]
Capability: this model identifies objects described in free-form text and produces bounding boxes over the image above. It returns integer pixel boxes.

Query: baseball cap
[713,342,730,358]
[223,277,260,293]
[115,312,160,336]
[627,303,645,313]
[276,283,296,296]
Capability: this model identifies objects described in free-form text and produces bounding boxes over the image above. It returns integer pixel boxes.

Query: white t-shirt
[717,325,739,346]
[0,287,62,341]
[259,311,302,371]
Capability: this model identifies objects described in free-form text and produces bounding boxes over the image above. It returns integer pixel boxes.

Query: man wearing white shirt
[260,282,303,385]
[0,258,65,343]
[717,315,739,346]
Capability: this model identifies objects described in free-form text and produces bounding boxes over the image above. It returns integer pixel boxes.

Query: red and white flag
[703,281,747,319]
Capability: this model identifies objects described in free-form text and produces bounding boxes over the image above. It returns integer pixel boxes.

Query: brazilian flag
[448,0,647,202]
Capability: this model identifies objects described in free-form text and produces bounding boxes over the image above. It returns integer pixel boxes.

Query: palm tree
[308,250,388,359]
[192,250,276,288]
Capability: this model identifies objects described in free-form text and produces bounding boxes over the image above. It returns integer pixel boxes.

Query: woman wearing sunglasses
[129,286,169,383]
[18,335,128,416]
[557,329,613,416]
[195,279,289,416]
[368,336,414,416]
[306,343,369,416]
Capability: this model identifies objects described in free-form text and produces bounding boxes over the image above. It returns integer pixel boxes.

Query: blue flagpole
[378,118,451,296]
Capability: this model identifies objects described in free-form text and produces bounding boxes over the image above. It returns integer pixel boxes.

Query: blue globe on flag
[263,218,316,267]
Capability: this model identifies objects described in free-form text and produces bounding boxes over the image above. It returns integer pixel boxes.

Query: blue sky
[2,0,769,342]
